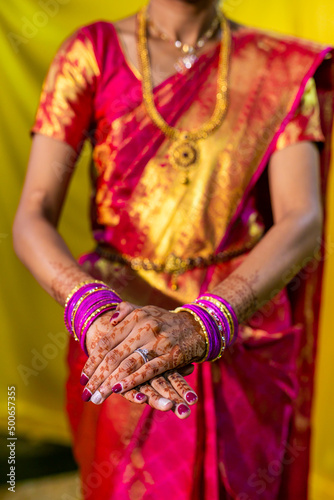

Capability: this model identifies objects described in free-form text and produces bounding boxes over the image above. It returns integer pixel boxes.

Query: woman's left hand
[81,302,206,405]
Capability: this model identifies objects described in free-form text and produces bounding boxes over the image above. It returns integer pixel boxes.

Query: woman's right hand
[83,307,198,419]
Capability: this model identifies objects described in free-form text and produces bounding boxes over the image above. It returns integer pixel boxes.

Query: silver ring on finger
[134,348,150,364]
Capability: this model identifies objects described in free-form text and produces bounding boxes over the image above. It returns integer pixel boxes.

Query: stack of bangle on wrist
[174,293,238,363]
[64,280,122,355]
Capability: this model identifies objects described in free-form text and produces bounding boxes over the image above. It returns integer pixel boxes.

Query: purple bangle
[64,282,122,351]
[71,290,115,334]
[64,283,109,335]
[201,294,239,344]
[76,298,119,336]
[64,283,95,334]
[73,289,120,325]
[195,299,231,347]
[74,289,121,340]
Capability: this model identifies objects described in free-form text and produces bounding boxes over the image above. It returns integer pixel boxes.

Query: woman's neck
[148,0,220,46]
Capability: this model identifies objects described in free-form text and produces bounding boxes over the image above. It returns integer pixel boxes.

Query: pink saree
[32,19,334,500]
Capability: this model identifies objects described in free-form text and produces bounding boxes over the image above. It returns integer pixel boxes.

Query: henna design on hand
[49,262,91,305]
[85,311,119,353]
[213,272,259,323]
[81,305,206,401]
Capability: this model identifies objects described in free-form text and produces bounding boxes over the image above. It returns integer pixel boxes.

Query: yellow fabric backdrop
[1,0,333,497]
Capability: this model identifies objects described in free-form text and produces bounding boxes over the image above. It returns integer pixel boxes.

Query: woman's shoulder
[58,17,135,70]
[54,20,117,57]
[73,19,117,43]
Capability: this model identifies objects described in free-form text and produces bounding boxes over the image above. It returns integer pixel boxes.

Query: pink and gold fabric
[32,19,334,500]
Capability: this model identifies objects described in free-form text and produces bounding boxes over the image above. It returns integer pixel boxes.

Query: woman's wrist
[63,281,122,355]
[174,309,208,361]
[173,293,238,363]
[85,310,118,354]
[211,274,258,324]
[50,266,95,306]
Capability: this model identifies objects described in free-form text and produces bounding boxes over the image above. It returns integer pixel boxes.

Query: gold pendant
[169,133,199,184]
[174,54,198,74]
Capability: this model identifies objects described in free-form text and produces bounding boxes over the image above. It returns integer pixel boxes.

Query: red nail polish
[177,404,190,416]
[185,392,198,404]
[80,373,89,386]
[112,383,122,393]
[136,393,146,401]
[82,388,92,402]
[110,312,119,322]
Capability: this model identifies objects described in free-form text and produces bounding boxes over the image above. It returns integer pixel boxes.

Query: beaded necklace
[147,11,221,74]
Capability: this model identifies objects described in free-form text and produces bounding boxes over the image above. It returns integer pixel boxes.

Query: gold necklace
[147,11,222,73]
[137,5,231,184]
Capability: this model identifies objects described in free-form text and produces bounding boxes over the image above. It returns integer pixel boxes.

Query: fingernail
[135,393,146,402]
[158,398,173,410]
[177,404,190,416]
[82,388,92,402]
[90,390,103,405]
[185,391,198,404]
[110,312,119,322]
[80,373,89,386]
[112,383,123,393]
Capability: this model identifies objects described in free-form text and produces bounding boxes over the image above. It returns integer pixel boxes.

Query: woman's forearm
[13,213,91,306]
[12,135,95,306]
[212,210,322,323]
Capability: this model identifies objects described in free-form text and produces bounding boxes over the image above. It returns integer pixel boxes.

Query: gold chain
[96,230,262,291]
[138,5,230,140]
[137,5,231,183]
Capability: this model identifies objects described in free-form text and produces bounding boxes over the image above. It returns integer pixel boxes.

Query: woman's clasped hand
[80,302,207,418]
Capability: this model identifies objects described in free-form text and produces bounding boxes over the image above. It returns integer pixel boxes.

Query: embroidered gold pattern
[33,34,99,144]
[275,78,324,150]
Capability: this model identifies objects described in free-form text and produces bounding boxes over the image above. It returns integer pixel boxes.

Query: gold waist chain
[96,233,261,290]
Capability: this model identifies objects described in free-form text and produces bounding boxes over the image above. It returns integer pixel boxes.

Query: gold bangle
[173,307,209,363]
[217,304,235,343]
[220,306,235,343]
[78,303,117,339]
[72,330,80,343]
[64,280,106,307]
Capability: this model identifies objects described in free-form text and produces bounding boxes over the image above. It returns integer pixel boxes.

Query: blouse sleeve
[31,27,100,153]
[274,77,325,151]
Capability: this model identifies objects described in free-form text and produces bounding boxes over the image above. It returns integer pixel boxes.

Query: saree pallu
[31,19,334,500]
